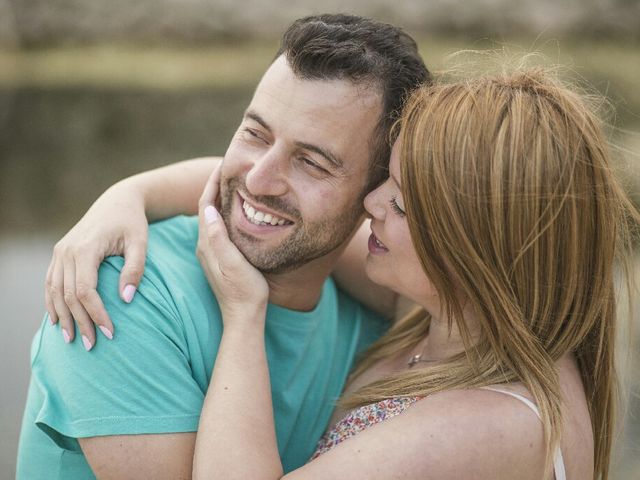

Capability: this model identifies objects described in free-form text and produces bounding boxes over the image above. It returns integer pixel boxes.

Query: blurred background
[1,0,639,477]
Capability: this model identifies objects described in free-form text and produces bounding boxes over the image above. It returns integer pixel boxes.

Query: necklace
[407,353,440,368]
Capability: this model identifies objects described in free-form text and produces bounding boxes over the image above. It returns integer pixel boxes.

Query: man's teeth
[243,201,288,226]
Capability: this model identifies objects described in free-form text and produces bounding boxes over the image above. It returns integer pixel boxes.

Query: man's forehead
[246,58,382,164]
[253,56,382,116]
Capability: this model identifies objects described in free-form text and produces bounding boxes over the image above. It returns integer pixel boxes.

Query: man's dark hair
[277,13,431,192]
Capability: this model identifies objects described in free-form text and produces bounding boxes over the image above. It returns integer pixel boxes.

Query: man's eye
[244,128,267,143]
[300,157,328,174]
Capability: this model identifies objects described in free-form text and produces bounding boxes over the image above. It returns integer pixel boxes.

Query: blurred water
[0,86,252,236]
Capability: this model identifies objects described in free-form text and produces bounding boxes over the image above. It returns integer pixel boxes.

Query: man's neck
[263,259,334,312]
[260,219,363,311]
[262,245,347,311]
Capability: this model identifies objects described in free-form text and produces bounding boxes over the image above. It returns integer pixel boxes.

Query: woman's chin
[365,258,390,288]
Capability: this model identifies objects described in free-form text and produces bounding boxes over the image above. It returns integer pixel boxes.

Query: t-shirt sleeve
[31,256,205,452]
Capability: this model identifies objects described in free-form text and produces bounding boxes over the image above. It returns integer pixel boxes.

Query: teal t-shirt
[17,216,388,479]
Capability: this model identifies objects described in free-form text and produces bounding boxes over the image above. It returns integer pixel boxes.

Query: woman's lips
[368,232,389,254]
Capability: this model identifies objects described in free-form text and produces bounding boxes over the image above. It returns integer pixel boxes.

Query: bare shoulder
[293,358,593,479]
[402,388,548,478]
[293,388,548,480]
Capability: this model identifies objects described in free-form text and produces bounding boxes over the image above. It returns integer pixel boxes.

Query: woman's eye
[389,196,406,216]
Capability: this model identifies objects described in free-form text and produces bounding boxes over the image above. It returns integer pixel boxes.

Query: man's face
[220,56,383,274]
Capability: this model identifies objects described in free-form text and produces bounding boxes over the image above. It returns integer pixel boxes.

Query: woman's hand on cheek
[196,164,269,325]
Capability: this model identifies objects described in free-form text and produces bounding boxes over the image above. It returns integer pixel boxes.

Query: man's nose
[245,145,289,198]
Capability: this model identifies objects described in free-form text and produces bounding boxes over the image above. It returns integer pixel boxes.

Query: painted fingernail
[99,325,113,340]
[49,316,55,326]
[82,335,92,351]
[62,328,70,344]
[122,284,136,303]
[205,205,218,224]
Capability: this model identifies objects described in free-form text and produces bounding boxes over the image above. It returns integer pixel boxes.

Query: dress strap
[479,387,567,480]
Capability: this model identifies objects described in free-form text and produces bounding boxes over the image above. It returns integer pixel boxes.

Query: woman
[46,64,637,478]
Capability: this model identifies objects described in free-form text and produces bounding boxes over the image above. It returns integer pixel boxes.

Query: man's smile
[233,192,296,237]
[241,198,293,226]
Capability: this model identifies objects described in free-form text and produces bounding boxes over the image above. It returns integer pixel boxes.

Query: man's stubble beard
[220,177,364,275]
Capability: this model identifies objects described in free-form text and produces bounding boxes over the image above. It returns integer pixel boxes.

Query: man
[17,14,429,478]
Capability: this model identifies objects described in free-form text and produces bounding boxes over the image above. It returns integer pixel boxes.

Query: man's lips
[236,192,294,228]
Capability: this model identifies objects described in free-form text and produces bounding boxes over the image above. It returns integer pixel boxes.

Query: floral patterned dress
[310,396,422,459]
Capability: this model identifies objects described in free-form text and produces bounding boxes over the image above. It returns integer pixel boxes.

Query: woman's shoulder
[362,387,549,479]
[402,356,592,479]
[297,388,549,479]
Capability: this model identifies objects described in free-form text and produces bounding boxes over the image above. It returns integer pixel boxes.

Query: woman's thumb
[119,242,147,303]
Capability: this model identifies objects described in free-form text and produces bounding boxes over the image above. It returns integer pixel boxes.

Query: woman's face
[364,141,439,309]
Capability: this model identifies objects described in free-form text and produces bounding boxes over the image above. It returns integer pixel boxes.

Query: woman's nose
[363,181,387,220]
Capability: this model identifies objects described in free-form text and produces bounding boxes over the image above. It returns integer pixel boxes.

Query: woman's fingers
[196,165,223,278]
[44,257,59,326]
[196,205,225,273]
[45,231,150,350]
[196,163,268,318]
[118,235,148,304]
[62,257,96,351]
[75,255,114,341]
[202,206,232,258]
[49,256,75,344]
[198,163,223,213]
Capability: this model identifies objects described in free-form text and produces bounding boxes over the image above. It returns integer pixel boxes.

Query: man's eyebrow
[245,109,344,170]
[296,141,344,170]
[244,110,271,132]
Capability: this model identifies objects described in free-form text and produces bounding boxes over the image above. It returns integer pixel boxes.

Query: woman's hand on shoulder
[45,156,221,350]
[196,164,269,327]
[45,179,149,349]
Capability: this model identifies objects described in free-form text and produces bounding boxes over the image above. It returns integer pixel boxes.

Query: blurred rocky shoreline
[1,0,639,48]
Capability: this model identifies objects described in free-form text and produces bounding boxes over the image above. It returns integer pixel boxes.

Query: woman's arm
[134,157,219,220]
[192,167,282,478]
[47,155,396,349]
[46,156,220,348]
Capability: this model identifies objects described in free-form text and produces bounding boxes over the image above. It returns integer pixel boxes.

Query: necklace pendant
[408,354,422,368]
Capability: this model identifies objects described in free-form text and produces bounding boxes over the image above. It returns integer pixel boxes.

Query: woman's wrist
[224,304,268,322]
[121,172,163,221]
[220,304,268,334]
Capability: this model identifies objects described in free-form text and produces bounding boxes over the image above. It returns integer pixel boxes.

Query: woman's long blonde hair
[343,59,639,479]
